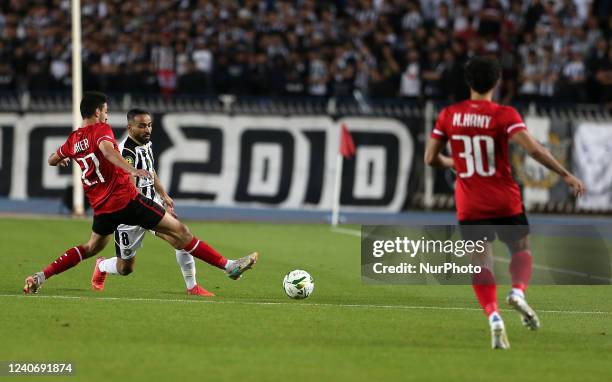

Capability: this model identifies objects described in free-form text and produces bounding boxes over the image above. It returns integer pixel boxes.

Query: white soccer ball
[283,269,314,299]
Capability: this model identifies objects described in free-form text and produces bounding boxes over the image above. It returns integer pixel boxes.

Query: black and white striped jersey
[119,136,158,202]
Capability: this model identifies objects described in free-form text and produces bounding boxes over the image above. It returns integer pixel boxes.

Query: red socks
[510,250,532,292]
[472,251,532,316]
[182,237,227,269]
[472,267,498,316]
[43,246,86,279]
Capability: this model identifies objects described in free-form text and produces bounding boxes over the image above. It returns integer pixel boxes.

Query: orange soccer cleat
[91,257,108,291]
[23,272,45,294]
[187,284,215,297]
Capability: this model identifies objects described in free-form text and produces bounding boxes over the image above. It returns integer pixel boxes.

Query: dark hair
[127,108,151,123]
[464,56,501,94]
[80,91,108,118]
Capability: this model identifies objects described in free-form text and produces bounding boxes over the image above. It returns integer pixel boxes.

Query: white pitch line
[493,256,612,282]
[330,227,362,237]
[0,294,609,315]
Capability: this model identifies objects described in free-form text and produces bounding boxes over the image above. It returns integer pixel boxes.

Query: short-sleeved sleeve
[431,108,448,141]
[501,107,527,137]
[95,123,116,147]
[56,137,73,159]
[122,147,137,167]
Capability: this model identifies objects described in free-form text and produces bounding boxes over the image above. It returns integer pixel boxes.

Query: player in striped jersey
[92,108,212,296]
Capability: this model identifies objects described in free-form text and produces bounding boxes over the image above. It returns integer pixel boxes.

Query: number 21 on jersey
[452,135,496,178]
[76,153,106,186]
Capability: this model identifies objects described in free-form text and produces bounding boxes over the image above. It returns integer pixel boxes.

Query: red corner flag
[339,123,356,159]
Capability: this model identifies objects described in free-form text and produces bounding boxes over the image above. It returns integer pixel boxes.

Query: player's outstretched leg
[176,250,214,296]
[24,232,110,294]
[507,249,540,330]
[153,213,259,280]
[180,236,259,280]
[24,245,85,294]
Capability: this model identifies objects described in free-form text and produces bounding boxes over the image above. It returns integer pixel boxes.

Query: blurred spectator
[559,50,587,101]
[307,50,328,97]
[192,40,213,75]
[586,38,609,100]
[151,33,176,95]
[0,62,15,92]
[539,49,559,100]
[369,45,400,98]
[285,52,306,96]
[400,49,421,99]
[518,50,542,102]
[422,50,445,100]
[595,47,612,106]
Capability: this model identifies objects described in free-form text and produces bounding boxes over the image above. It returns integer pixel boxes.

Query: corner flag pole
[71,0,84,216]
[331,124,355,227]
[331,151,343,227]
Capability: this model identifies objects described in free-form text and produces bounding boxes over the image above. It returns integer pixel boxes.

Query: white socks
[176,250,197,289]
[511,288,525,299]
[224,259,236,271]
[488,312,504,327]
[98,257,119,274]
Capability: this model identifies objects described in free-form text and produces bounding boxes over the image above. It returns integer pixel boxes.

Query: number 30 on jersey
[452,135,496,178]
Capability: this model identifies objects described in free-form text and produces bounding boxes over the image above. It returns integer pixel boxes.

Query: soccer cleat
[23,272,45,294]
[225,252,259,280]
[507,292,540,330]
[490,315,510,350]
[91,257,108,291]
[187,284,215,297]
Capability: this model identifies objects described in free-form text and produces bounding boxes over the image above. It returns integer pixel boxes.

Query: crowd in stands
[1,0,611,105]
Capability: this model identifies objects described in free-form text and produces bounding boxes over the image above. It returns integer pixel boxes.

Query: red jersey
[56,122,138,215]
[431,100,526,220]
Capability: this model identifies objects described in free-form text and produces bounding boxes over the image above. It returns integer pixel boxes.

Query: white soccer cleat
[490,314,510,350]
[23,272,45,294]
[225,252,258,280]
[507,292,540,330]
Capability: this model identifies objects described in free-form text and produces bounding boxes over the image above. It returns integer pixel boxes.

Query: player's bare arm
[511,130,585,197]
[99,140,151,179]
[424,138,454,168]
[152,170,175,214]
[47,152,70,167]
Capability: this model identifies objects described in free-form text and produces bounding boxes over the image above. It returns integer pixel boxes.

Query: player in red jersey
[425,57,585,349]
[91,108,214,297]
[23,91,258,294]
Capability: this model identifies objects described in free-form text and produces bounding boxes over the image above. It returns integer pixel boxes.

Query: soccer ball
[283,270,314,299]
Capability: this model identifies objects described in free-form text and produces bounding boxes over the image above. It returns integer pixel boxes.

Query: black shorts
[458,212,529,244]
[92,194,166,236]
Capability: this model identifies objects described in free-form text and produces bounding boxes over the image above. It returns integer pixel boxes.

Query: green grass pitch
[0,217,610,381]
